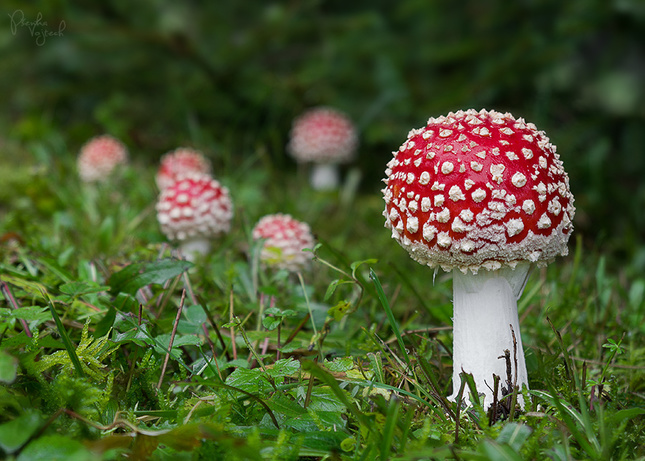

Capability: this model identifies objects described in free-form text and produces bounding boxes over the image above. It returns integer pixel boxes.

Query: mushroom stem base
[310,164,340,190]
[449,264,531,409]
[179,238,211,262]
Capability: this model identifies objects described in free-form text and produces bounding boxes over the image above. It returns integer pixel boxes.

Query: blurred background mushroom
[251,213,315,272]
[156,173,233,261]
[155,147,212,191]
[287,107,358,191]
[77,135,128,183]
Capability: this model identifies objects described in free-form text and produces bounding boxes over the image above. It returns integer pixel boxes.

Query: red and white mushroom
[382,109,575,408]
[287,107,358,190]
[156,173,233,260]
[252,214,315,272]
[156,147,212,191]
[77,135,128,183]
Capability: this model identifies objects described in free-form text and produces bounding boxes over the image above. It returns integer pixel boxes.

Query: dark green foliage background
[2,0,645,256]
[2,3,645,459]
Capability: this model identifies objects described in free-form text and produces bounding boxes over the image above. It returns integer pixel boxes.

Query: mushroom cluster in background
[156,172,233,261]
[288,107,358,191]
[156,147,212,191]
[77,135,128,183]
[252,213,315,272]
[383,108,575,408]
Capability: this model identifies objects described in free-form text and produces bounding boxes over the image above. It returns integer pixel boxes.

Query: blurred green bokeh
[1,0,644,260]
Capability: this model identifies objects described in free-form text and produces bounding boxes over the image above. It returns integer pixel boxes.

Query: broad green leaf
[497,423,532,452]
[0,350,18,383]
[157,423,208,452]
[324,279,354,301]
[481,440,524,461]
[1,306,48,322]
[111,292,139,312]
[0,411,41,453]
[299,430,347,451]
[324,357,353,373]
[328,300,351,322]
[304,387,347,413]
[350,258,378,278]
[266,394,306,417]
[267,358,300,378]
[153,334,202,354]
[59,281,108,298]
[221,359,250,370]
[225,367,266,393]
[108,259,193,295]
[607,407,645,425]
[178,305,208,334]
[264,307,282,316]
[263,316,281,331]
[301,360,374,436]
[112,323,152,347]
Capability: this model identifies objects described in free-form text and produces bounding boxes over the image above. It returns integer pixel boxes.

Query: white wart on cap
[382,109,575,273]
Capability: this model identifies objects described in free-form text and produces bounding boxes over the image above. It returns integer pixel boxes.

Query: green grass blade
[45,292,86,378]
[369,268,411,368]
[380,397,399,459]
[530,389,598,458]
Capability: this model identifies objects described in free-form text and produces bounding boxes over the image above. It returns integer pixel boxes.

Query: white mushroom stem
[449,263,531,408]
[310,163,339,190]
[179,237,211,262]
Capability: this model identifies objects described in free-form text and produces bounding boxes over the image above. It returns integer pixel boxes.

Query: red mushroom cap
[252,213,315,271]
[383,109,575,273]
[156,173,233,242]
[288,107,358,164]
[156,147,212,190]
[77,135,128,182]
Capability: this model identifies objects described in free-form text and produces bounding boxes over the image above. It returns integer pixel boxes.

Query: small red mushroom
[252,214,315,272]
[382,109,575,408]
[77,135,128,183]
[156,147,212,191]
[156,173,233,260]
[288,107,358,190]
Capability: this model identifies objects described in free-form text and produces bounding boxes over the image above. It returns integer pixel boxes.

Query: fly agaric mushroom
[156,173,233,260]
[287,107,358,190]
[156,147,212,190]
[77,135,128,183]
[382,109,575,408]
[251,214,315,272]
